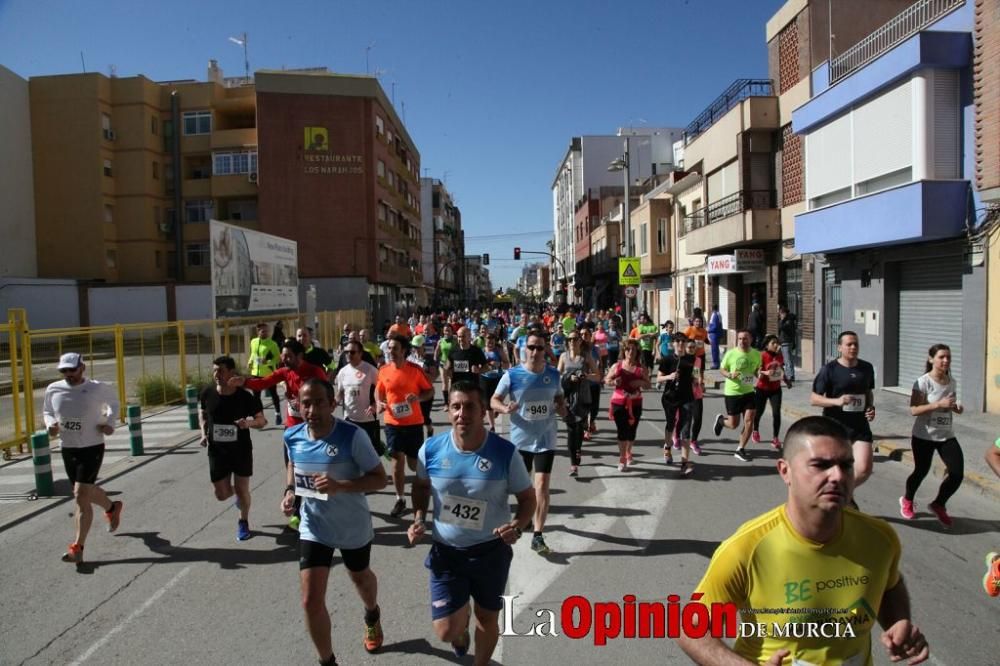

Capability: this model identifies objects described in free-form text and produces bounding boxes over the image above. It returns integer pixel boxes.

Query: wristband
[284,485,295,495]
[513,525,523,538]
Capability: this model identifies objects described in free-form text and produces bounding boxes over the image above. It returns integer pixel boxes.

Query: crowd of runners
[41,303,1000,665]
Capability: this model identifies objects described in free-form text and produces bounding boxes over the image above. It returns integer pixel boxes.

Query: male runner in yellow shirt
[678,416,929,665]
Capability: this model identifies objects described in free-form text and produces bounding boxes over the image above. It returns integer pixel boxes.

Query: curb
[781,406,1000,502]
[0,431,201,533]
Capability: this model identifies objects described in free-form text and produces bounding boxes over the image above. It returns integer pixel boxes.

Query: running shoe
[237,519,251,541]
[583,430,592,442]
[451,628,470,657]
[626,454,634,466]
[663,448,673,465]
[288,515,301,531]
[751,431,761,443]
[898,497,915,520]
[363,617,384,653]
[617,462,626,472]
[734,449,751,463]
[928,502,953,528]
[984,552,1000,597]
[530,534,551,555]
[681,461,694,477]
[713,414,725,437]
[672,436,681,451]
[105,500,123,533]
[771,437,782,450]
[569,465,579,477]
[690,441,703,456]
[274,413,282,426]
[390,498,407,518]
[61,543,83,564]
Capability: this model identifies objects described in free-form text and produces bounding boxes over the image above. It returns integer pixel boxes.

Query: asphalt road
[1,389,997,665]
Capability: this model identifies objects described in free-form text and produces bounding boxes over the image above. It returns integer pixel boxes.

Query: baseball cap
[58,353,82,370]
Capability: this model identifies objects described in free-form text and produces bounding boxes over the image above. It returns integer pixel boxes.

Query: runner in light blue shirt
[281,378,388,663]
[490,331,566,556]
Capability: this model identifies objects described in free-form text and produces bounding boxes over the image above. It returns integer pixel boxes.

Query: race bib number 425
[61,419,83,431]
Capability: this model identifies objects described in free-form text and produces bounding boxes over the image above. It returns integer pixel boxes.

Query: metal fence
[829,0,964,84]
[681,190,776,235]
[0,308,369,458]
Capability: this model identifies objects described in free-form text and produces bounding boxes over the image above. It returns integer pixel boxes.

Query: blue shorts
[385,424,424,459]
[426,538,513,620]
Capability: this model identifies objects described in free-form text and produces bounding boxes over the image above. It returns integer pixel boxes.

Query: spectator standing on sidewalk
[777,305,797,384]
[747,303,765,350]
[707,304,723,370]
[899,344,964,528]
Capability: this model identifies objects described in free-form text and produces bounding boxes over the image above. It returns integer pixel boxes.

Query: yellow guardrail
[0,308,370,457]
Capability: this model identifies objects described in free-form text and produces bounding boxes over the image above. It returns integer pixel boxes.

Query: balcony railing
[829,0,964,84]
[681,190,776,236]
[683,79,774,146]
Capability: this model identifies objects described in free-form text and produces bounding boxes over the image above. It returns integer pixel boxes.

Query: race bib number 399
[293,468,328,500]
[212,424,238,442]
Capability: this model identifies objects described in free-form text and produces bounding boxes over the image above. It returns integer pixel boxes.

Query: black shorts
[385,424,424,459]
[348,419,385,456]
[61,444,105,485]
[208,442,253,482]
[299,539,372,572]
[520,450,554,474]
[724,393,756,416]
[641,349,654,368]
[839,418,875,445]
[611,403,643,441]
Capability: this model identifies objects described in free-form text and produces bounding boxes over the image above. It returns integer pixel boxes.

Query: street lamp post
[608,136,632,329]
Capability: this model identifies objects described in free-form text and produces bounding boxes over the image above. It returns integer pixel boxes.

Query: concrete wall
[0,66,37,278]
[175,285,212,321]
[88,286,168,326]
[0,278,79,329]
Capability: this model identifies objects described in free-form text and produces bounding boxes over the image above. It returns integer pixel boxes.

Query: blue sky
[0,0,783,288]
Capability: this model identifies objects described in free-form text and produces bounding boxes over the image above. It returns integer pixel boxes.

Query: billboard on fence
[210,220,299,318]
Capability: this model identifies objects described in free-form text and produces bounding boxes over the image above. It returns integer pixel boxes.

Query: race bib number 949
[522,401,551,421]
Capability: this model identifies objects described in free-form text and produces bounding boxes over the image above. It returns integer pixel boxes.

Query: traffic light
[482,253,490,265]
[514,247,521,260]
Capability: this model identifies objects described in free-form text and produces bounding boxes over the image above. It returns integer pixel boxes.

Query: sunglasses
[526,345,546,351]
[348,349,361,355]
[59,367,80,374]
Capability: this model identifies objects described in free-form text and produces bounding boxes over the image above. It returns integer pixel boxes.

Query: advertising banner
[210,220,299,318]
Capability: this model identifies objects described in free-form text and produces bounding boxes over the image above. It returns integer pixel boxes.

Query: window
[106,249,117,269]
[657,217,668,254]
[152,161,159,180]
[102,113,113,140]
[103,205,113,224]
[377,160,385,178]
[213,151,257,175]
[386,129,393,144]
[229,200,258,221]
[375,116,384,135]
[378,201,387,222]
[182,110,212,135]
[186,243,209,267]
[184,200,214,223]
[103,159,113,177]
[155,251,162,268]
[640,223,648,255]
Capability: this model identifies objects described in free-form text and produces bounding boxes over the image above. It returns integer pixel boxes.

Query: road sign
[618,257,641,286]
[624,286,637,298]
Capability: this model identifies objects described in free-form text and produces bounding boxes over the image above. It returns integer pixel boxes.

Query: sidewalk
[0,405,202,530]
[708,369,1000,501]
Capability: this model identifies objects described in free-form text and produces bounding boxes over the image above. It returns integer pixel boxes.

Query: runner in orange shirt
[388,315,413,339]
[376,334,435,518]
[683,315,710,360]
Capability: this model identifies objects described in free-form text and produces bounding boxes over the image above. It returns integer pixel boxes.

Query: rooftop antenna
[228,32,250,80]
[365,41,376,74]
[108,64,117,78]
[80,51,87,73]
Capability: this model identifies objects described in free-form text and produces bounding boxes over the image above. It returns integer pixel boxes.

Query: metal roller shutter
[897,257,963,389]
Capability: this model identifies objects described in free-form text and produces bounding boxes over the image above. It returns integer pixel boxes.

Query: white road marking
[68,565,193,665]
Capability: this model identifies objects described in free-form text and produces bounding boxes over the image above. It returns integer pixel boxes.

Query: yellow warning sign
[618,257,641,286]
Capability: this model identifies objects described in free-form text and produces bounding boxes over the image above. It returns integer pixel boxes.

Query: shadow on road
[74,528,299,572]
[880,514,1000,536]
[541,522,720,562]
[377,637,472,663]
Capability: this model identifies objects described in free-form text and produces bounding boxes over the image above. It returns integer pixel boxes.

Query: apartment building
[26,63,422,323]
[420,178,464,308]
[0,65,36,278]
[791,0,988,408]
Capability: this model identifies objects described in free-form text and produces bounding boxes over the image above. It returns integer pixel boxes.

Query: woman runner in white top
[900,343,965,527]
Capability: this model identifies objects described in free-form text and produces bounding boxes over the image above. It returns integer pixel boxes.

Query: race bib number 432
[439,494,487,530]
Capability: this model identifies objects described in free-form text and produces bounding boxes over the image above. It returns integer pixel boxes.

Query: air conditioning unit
[158,222,172,233]
[248,171,259,184]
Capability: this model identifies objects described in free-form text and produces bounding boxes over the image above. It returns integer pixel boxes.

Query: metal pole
[186,385,199,429]
[127,404,144,456]
[31,431,54,496]
[623,136,632,330]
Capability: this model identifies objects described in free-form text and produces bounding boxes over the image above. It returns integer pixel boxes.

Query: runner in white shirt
[334,340,383,455]
[42,353,123,564]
